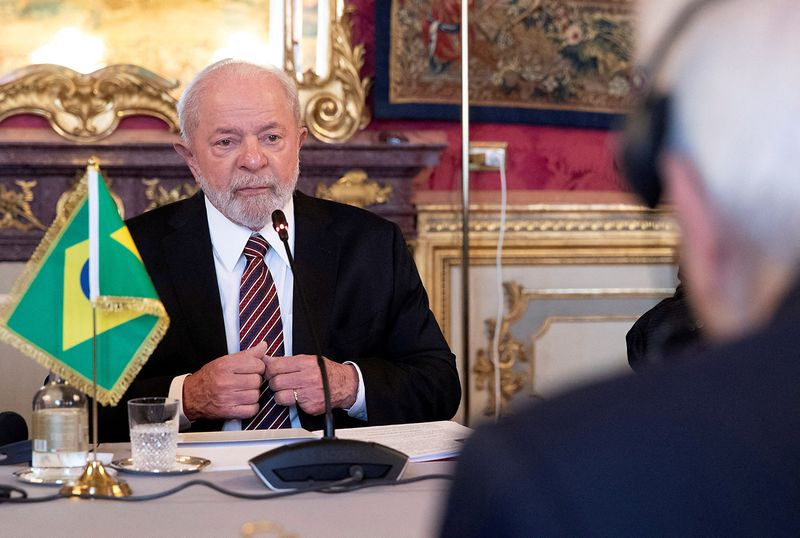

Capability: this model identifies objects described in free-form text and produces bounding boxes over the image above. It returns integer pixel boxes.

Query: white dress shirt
[168,195,367,430]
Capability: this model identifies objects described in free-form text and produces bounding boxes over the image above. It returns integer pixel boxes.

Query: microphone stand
[273,216,334,439]
[248,210,408,491]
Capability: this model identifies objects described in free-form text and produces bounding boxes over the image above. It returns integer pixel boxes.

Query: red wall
[350,0,626,192]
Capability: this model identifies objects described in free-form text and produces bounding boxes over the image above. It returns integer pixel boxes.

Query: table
[0,444,455,537]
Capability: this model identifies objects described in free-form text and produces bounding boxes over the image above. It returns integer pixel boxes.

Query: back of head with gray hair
[177,59,302,141]
[664,0,800,263]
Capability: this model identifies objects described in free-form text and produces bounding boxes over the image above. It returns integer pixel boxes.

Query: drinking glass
[127,397,179,471]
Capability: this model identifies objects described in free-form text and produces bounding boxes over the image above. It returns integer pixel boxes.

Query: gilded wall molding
[414,198,679,341]
[423,217,675,234]
[419,203,678,236]
[142,178,199,211]
[473,283,530,417]
[55,174,125,219]
[413,195,678,423]
[315,169,392,208]
[299,6,371,143]
[0,180,46,231]
[474,283,675,417]
[0,5,369,144]
[0,64,179,142]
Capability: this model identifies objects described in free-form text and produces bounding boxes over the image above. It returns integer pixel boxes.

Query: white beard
[196,164,298,230]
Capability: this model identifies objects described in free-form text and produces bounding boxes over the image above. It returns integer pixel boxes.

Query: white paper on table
[176,428,316,471]
[177,428,315,444]
[313,420,474,462]
[174,421,474,470]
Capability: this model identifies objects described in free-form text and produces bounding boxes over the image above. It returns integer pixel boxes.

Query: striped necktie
[239,234,290,430]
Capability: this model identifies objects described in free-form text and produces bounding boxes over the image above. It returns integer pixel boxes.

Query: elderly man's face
[176,71,307,230]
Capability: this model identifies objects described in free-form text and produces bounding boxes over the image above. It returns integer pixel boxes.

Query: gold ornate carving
[299,6,371,143]
[474,283,676,415]
[0,180,46,231]
[473,284,530,417]
[421,214,677,235]
[56,172,125,219]
[413,199,679,340]
[0,64,179,142]
[315,169,392,208]
[142,178,200,211]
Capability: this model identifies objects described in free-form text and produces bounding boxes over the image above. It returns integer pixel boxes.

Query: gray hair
[177,59,302,141]
[663,0,800,262]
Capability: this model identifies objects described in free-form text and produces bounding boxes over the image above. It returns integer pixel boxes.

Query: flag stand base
[60,459,132,498]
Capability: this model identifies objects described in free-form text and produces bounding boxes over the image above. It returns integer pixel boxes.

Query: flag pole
[88,158,100,463]
[60,157,131,498]
[92,304,98,460]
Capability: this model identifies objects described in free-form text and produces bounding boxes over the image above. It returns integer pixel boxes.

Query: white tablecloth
[0,443,455,538]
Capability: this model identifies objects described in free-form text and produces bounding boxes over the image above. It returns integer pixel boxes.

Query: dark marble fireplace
[0,127,446,261]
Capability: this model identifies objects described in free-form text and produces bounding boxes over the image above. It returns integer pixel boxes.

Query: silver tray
[109,454,210,475]
[13,467,114,486]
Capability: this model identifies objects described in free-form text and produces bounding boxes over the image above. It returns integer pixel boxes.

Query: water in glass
[130,421,177,471]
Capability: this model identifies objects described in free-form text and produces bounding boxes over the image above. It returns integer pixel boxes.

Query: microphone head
[0,412,28,445]
[271,210,289,241]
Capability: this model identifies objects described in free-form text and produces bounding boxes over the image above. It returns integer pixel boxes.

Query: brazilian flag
[0,165,169,406]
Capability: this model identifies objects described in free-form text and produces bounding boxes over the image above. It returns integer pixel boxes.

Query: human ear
[174,141,201,180]
[297,127,308,149]
[662,152,727,336]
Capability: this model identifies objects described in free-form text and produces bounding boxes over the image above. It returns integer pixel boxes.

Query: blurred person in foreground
[97,60,460,440]
[440,0,800,535]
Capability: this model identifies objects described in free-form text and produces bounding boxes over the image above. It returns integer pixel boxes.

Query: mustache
[230,174,279,191]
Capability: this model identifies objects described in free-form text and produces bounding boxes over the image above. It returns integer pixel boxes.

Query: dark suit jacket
[98,191,460,441]
[441,284,800,536]
[626,278,704,372]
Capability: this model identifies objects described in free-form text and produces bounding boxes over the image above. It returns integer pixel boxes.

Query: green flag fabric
[0,167,169,406]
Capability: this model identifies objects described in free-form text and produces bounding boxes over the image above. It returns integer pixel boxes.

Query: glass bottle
[31,373,88,478]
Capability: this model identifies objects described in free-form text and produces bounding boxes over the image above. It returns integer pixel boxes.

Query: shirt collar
[204,194,295,271]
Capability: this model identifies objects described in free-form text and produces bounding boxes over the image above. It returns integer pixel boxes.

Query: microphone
[0,412,31,466]
[0,412,27,446]
[271,209,333,439]
[248,210,408,490]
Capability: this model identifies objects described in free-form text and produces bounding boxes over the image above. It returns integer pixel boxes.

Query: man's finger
[229,404,261,419]
[235,374,264,391]
[263,354,310,376]
[246,340,270,356]
[231,389,261,406]
[273,389,296,407]
[231,355,267,375]
[268,371,310,392]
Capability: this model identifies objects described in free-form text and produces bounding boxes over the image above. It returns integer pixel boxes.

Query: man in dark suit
[440,0,800,534]
[98,59,460,441]
[626,276,704,371]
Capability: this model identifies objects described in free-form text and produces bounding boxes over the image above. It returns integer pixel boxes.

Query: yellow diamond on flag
[110,226,143,263]
[62,236,141,351]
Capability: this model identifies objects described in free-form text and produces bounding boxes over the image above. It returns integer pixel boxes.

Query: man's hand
[182,341,268,421]
[264,355,358,416]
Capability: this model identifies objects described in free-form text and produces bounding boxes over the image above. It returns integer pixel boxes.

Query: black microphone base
[249,438,409,491]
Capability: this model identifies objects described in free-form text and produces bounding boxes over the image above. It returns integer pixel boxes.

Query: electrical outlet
[469,141,508,171]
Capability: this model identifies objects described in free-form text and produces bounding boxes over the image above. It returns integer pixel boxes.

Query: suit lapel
[292,192,340,355]
[162,194,228,362]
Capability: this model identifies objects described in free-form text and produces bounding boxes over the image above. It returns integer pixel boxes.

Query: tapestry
[375,0,637,128]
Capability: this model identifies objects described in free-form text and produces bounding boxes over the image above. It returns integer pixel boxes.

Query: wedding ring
[293,389,298,403]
